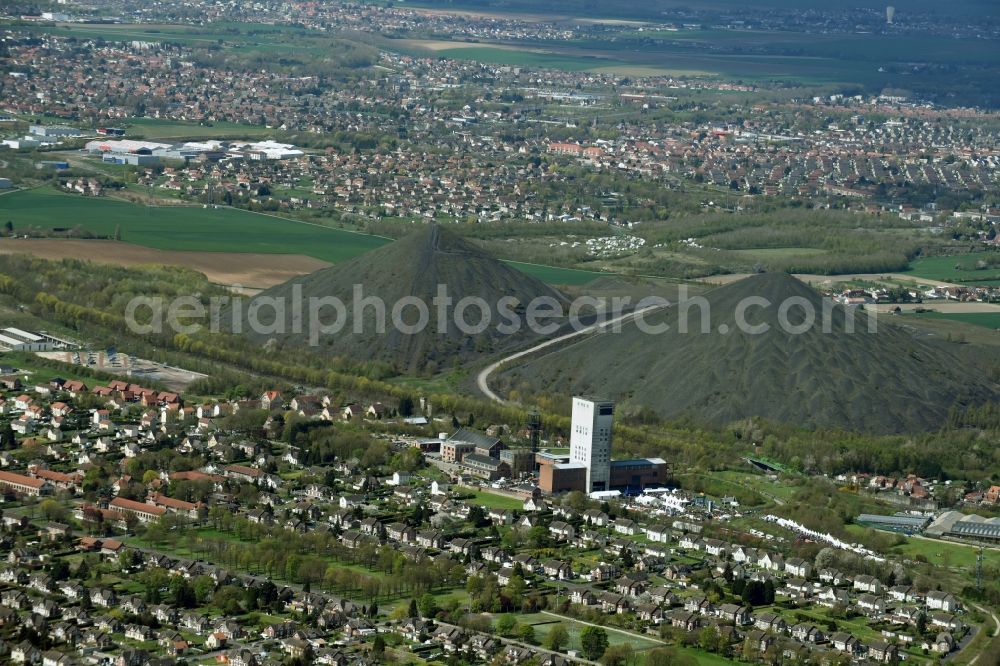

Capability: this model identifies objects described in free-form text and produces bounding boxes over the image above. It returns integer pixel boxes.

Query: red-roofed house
[223,464,262,483]
[148,493,201,519]
[0,470,50,496]
[30,468,82,493]
[109,496,166,523]
[260,391,283,411]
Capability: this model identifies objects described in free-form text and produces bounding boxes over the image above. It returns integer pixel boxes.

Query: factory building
[0,327,74,352]
[538,397,667,496]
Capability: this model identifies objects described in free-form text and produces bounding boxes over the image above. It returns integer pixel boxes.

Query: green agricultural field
[434,46,607,71]
[430,39,887,85]
[26,21,356,59]
[904,255,1000,286]
[0,187,388,264]
[906,310,1000,330]
[616,29,1000,68]
[403,22,1000,102]
[0,188,605,285]
[17,21,381,81]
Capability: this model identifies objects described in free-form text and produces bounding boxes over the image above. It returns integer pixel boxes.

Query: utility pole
[527,409,541,455]
[977,545,984,591]
[527,409,541,473]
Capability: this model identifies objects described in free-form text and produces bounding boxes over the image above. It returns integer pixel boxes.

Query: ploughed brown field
[0,239,330,291]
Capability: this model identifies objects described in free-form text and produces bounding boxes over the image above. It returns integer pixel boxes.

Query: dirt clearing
[0,239,329,289]
[36,350,206,393]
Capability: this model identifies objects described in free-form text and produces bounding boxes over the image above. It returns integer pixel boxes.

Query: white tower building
[569,396,614,492]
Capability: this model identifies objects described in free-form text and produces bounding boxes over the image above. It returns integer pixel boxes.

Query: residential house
[718,604,752,626]
[830,633,863,656]
[784,557,811,579]
[853,575,883,594]
[868,640,898,663]
[791,623,824,643]
[927,591,959,612]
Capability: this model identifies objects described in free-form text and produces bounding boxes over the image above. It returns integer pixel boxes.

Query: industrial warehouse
[0,327,74,352]
[926,511,1000,544]
[84,138,305,166]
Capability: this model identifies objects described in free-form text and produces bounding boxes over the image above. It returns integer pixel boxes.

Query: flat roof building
[29,125,82,138]
[539,462,587,494]
[609,458,668,492]
[0,327,69,351]
[856,513,930,535]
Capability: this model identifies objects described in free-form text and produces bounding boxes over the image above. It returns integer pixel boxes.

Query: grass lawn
[516,612,736,664]
[388,370,468,395]
[0,350,109,386]
[429,588,472,608]
[504,260,604,286]
[730,247,826,259]
[125,117,274,140]
[885,534,1000,572]
[675,650,746,666]
[711,470,801,501]
[517,612,663,651]
[463,489,526,511]
[772,604,883,642]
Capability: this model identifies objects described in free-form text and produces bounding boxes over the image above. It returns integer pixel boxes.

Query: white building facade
[569,396,614,493]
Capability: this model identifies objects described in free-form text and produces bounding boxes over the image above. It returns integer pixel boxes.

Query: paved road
[476,304,669,403]
[944,603,998,664]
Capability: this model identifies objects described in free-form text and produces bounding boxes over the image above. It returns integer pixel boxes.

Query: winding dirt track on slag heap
[476,304,669,404]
